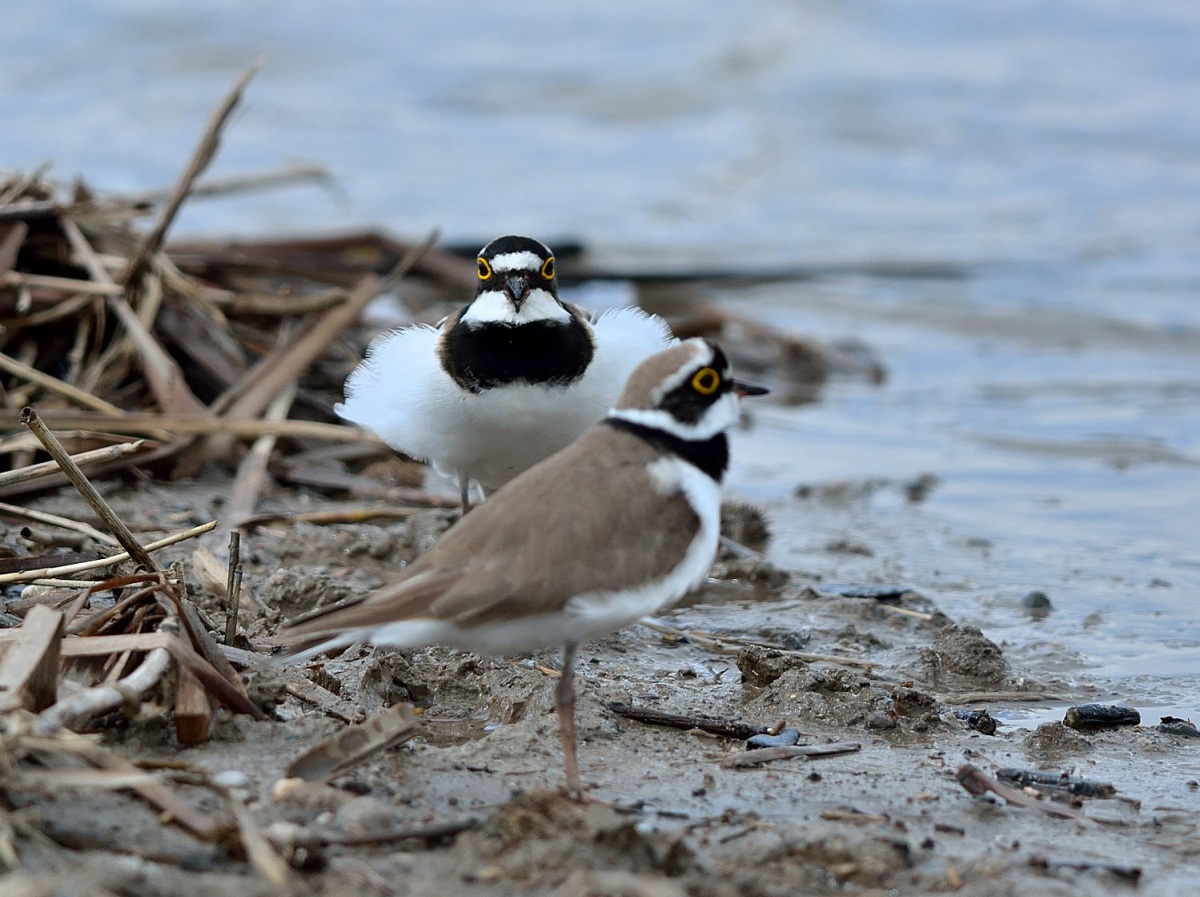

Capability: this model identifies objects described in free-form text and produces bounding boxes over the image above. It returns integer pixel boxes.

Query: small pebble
[1022,590,1053,620]
[332,795,402,835]
[212,770,251,790]
[953,708,998,736]
[864,710,898,730]
[747,726,802,748]
[1022,590,1052,609]
[1158,716,1200,738]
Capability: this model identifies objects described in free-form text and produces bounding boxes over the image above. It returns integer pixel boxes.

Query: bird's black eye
[477,257,492,280]
[540,256,555,280]
[691,367,721,395]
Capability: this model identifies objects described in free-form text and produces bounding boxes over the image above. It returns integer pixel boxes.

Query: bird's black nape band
[604,419,729,482]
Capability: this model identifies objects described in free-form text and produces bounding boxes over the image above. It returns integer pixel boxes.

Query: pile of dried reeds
[1,68,481,770]
[0,71,478,509]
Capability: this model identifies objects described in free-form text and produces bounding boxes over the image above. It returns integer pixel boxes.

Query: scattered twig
[18,527,91,551]
[226,783,305,890]
[943,691,1063,704]
[16,732,228,841]
[0,440,146,490]
[272,464,457,507]
[955,764,1093,824]
[607,702,769,740]
[283,676,362,725]
[0,501,119,542]
[874,604,936,623]
[820,809,889,825]
[721,741,863,768]
[638,619,880,670]
[225,377,298,524]
[0,500,120,547]
[318,817,480,847]
[21,412,364,441]
[21,407,159,569]
[235,506,429,527]
[0,269,122,296]
[125,163,332,207]
[224,531,242,645]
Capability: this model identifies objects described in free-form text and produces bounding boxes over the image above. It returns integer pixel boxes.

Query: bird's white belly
[435,381,608,490]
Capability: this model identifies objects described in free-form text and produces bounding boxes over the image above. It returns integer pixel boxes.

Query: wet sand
[6,477,1198,896]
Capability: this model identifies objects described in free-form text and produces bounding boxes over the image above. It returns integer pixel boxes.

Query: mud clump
[740,658,911,734]
[263,568,356,622]
[736,644,802,687]
[458,789,695,886]
[921,623,1009,687]
[781,835,913,888]
[356,651,434,712]
[267,513,455,575]
[891,685,941,731]
[1024,722,1094,757]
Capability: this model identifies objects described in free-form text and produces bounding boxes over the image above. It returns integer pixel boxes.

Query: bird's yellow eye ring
[477,257,492,280]
[540,256,555,280]
[691,367,721,395]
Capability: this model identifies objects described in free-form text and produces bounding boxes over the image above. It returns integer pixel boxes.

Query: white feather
[336,306,674,492]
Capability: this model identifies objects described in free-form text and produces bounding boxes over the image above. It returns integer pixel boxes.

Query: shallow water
[4,2,1198,700]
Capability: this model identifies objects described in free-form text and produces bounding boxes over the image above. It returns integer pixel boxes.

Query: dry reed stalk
[122,62,262,296]
[0,440,144,489]
[0,522,215,585]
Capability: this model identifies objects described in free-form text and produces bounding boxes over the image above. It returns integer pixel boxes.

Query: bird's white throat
[461,288,571,326]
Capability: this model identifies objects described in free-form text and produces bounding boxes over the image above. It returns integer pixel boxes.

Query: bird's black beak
[503,274,530,308]
[732,379,769,398]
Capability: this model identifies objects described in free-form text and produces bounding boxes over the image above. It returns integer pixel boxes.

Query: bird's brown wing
[279,425,700,642]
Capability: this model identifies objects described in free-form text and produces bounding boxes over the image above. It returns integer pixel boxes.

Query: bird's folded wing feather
[280,426,700,641]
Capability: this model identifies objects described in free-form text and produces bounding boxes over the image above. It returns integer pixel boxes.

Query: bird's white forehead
[653,340,715,401]
[488,250,546,273]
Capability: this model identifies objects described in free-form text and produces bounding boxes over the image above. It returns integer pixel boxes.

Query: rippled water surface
[4,1,1198,701]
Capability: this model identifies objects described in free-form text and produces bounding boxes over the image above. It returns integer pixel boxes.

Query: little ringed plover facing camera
[337,235,674,510]
[284,338,767,798]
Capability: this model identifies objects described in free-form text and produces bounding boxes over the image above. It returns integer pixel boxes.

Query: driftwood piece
[0,605,64,712]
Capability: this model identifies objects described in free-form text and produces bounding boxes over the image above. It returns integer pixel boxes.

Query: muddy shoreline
[4,478,1197,897]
